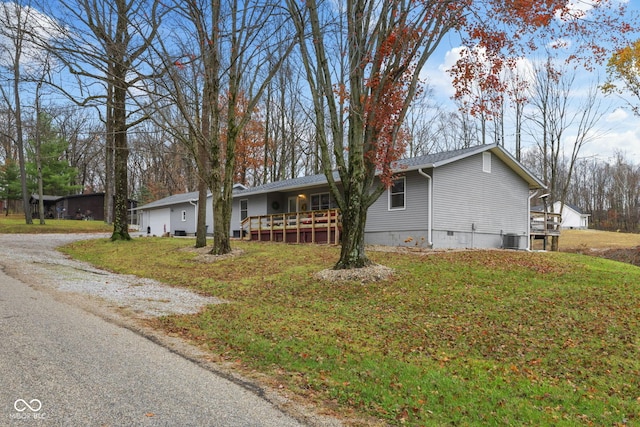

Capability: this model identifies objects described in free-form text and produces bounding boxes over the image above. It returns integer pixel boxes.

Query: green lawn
[0,215,112,233]
[61,238,640,426]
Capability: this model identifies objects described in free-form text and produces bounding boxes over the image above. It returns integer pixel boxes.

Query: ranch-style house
[136,144,547,250]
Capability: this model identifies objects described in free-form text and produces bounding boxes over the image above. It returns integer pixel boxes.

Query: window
[240,199,248,220]
[311,192,336,211]
[181,210,187,222]
[483,152,491,173]
[389,177,405,210]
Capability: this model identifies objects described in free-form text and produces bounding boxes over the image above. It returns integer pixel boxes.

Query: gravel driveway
[0,233,223,317]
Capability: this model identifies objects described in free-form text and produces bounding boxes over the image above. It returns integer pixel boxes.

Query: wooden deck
[240,208,560,250]
[530,211,561,250]
[240,209,341,244]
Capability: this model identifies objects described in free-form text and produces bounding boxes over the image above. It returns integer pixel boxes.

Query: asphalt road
[0,267,309,426]
[0,235,340,426]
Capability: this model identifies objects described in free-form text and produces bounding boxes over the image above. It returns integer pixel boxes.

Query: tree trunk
[210,189,232,255]
[35,87,45,224]
[12,40,31,224]
[335,199,371,269]
[36,159,45,224]
[104,79,115,225]
[195,178,208,248]
[110,83,131,241]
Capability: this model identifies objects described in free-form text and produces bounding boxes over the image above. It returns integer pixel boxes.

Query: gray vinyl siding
[169,202,198,234]
[365,171,430,245]
[232,194,268,228]
[432,153,529,240]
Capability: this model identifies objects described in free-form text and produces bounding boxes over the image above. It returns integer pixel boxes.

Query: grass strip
[62,238,640,426]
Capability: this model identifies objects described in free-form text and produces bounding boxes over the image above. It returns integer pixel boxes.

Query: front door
[288,196,299,213]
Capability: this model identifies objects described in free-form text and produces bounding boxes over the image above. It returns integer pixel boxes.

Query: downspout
[418,168,433,248]
[526,190,540,251]
[189,199,198,234]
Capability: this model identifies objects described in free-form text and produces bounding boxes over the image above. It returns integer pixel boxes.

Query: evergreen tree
[0,161,23,205]
[26,115,81,196]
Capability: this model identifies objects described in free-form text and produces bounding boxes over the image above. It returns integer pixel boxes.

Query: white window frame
[181,210,187,222]
[240,199,248,221]
[388,177,406,211]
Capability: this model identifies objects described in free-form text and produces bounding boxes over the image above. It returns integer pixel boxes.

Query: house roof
[137,184,252,210]
[137,191,200,210]
[235,144,545,197]
[532,202,591,217]
[561,202,589,216]
[233,171,340,197]
[61,192,106,199]
[138,144,545,209]
[398,144,545,189]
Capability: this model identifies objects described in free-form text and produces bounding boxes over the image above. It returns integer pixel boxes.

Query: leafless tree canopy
[0,0,637,238]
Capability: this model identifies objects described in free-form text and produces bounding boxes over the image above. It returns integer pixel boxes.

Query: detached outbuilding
[29,193,136,222]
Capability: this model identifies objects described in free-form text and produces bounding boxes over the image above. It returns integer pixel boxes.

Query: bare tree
[31,56,51,224]
[524,57,609,247]
[144,0,294,253]
[0,1,41,224]
[53,106,105,193]
[40,0,162,239]
[287,0,466,268]
[404,87,444,157]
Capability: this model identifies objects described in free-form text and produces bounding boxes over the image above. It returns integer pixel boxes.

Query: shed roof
[30,194,62,202]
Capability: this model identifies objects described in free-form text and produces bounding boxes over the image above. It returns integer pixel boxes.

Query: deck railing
[530,211,562,236]
[530,210,561,250]
[240,209,341,244]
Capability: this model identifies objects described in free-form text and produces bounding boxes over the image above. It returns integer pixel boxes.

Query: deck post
[257,216,262,241]
[269,214,274,242]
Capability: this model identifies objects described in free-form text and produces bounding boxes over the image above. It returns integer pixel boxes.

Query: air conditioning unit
[503,233,521,250]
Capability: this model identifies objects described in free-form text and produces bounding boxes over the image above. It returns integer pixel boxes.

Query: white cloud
[581,127,640,162]
[606,108,630,122]
[562,0,594,19]
[0,2,61,71]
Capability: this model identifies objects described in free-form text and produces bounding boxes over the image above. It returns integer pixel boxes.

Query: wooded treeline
[0,0,638,234]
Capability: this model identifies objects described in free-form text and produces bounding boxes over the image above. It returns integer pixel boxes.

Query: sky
[2,0,639,166]
[419,0,640,165]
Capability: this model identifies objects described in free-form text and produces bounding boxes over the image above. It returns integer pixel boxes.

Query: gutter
[189,199,198,234]
[418,168,434,248]
[526,190,540,251]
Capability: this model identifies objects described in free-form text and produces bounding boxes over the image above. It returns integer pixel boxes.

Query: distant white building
[554,202,590,229]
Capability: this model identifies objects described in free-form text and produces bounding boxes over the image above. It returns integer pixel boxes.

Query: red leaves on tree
[359,23,422,187]
[218,91,266,187]
[448,0,635,117]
